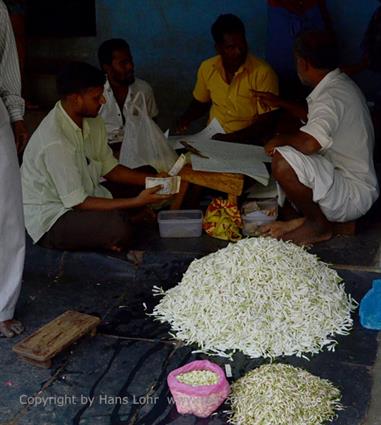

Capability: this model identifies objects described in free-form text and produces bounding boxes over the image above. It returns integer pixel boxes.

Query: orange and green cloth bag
[202,197,242,241]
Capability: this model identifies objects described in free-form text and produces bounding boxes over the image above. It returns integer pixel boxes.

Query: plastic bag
[203,197,242,241]
[359,279,381,330]
[119,91,178,172]
[167,360,230,418]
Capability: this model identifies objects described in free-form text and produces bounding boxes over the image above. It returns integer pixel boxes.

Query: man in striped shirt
[0,0,28,337]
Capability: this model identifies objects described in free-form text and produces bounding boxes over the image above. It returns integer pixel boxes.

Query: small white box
[242,198,278,236]
[157,210,203,238]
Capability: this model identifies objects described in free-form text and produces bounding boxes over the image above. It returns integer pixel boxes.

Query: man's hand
[12,120,29,154]
[175,117,191,134]
[211,132,238,142]
[175,99,210,134]
[252,90,283,112]
[264,136,283,157]
[135,185,173,207]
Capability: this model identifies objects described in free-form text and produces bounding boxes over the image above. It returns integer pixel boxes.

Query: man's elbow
[72,198,89,210]
[301,140,322,155]
[73,203,85,211]
[103,165,120,181]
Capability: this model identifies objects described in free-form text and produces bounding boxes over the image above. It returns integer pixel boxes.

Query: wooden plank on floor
[13,310,100,366]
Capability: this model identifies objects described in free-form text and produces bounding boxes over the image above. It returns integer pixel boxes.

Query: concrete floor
[0,206,380,424]
[0,110,380,424]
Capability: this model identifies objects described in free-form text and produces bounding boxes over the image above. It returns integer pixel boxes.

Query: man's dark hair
[98,38,130,67]
[211,14,246,44]
[56,62,106,97]
[294,30,339,70]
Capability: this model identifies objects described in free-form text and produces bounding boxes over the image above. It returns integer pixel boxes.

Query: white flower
[152,237,357,359]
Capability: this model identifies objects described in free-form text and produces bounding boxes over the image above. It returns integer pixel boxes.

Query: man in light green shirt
[22,62,170,251]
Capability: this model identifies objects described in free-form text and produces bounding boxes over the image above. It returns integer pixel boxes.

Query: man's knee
[271,151,294,181]
[107,211,134,248]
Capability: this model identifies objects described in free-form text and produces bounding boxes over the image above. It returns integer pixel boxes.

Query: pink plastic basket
[167,360,230,418]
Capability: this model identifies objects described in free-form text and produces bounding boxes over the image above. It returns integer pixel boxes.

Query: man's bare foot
[278,201,302,221]
[109,244,123,253]
[259,217,305,238]
[127,250,145,266]
[281,218,333,245]
[0,319,24,338]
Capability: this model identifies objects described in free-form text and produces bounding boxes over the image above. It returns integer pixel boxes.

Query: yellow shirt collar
[213,54,254,78]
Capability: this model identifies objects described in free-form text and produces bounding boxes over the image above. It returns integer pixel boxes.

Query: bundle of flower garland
[152,237,357,358]
[228,364,343,425]
[177,370,219,386]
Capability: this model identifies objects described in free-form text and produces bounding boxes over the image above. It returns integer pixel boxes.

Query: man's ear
[102,63,111,75]
[296,56,308,72]
[215,43,222,55]
[300,57,310,72]
[68,93,83,110]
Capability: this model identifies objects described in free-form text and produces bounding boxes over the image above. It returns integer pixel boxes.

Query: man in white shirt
[22,62,170,252]
[254,30,379,245]
[98,38,158,156]
[0,0,27,338]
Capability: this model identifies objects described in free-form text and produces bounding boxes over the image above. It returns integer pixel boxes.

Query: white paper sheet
[189,140,271,186]
[167,118,225,149]
[166,119,272,185]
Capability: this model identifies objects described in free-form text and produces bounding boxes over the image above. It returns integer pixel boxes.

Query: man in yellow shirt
[177,14,279,143]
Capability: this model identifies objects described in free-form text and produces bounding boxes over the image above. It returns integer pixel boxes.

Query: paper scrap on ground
[145,176,181,195]
[189,140,271,185]
[167,118,225,149]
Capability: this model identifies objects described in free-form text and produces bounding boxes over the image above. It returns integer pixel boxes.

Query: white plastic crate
[242,198,278,236]
[158,210,203,238]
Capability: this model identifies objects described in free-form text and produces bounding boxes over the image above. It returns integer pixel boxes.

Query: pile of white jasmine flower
[227,363,343,425]
[152,237,357,359]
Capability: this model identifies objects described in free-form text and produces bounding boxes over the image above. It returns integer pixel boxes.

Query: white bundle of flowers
[177,370,219,386]
[228,364,343,425]
[152,237,357,358]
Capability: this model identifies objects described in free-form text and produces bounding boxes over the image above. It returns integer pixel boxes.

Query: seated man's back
[257,31,379,245]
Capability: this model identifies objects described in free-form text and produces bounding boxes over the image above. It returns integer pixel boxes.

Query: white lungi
[276,146,367,222]
[0,99,25,321]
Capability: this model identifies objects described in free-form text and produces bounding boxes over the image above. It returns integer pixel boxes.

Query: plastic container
[359,279,381,330]
[242,213,276,236]
[167,360,230,418]
[241,198,278,236]
[158,210,203,238]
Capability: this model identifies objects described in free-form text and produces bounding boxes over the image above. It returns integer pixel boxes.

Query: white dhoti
[0,99,25,321]
[275,146,369,222]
